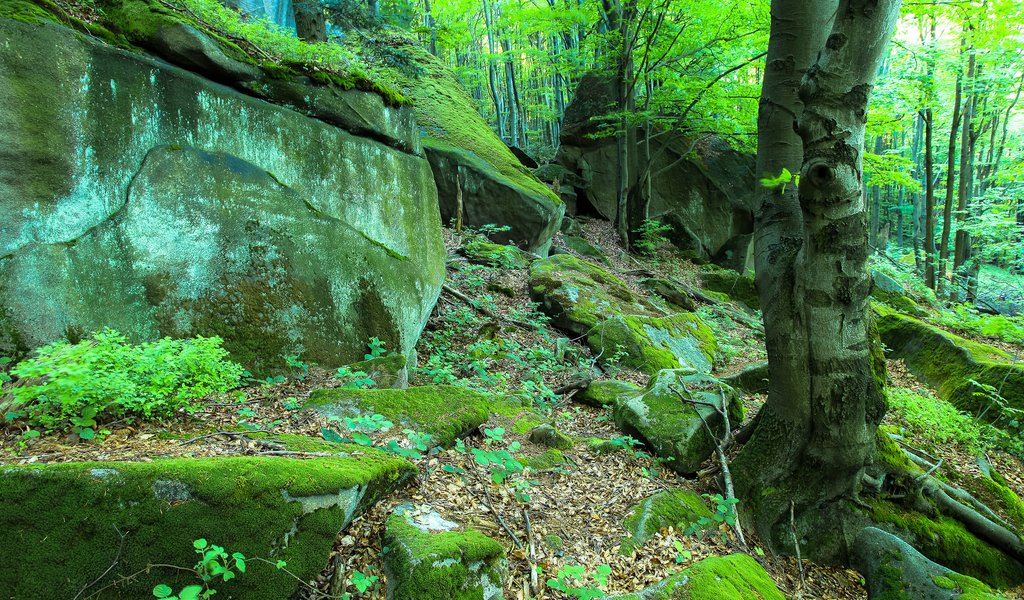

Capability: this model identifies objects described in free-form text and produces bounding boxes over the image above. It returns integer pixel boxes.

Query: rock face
[603,553,786,600]
[556,73,755,266]
[619,490,712,555]
[529,254,716,375]
[384,504,506,600]
[376,46,563,253]
[613,369,743,474]
[0,17,445,375]
[876,307,1024,418]
[852,527,1002,600]
[0,451,416,599]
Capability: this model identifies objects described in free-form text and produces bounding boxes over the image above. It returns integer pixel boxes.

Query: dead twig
[74,524,128,600]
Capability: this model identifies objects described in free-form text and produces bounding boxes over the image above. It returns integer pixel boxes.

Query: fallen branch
[552,378,593,396]
[74,525,128,600]
[441,285,543,332]
[522,508,540,597]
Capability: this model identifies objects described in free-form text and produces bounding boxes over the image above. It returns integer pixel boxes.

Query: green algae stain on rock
[0,18,445,373]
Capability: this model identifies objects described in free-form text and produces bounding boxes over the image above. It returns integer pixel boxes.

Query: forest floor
[2,219,1024,599]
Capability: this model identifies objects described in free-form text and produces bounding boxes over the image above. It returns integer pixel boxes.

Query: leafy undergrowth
[3,219,1024,599]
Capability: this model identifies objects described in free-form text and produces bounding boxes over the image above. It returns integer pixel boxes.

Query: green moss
[305,385,499,447]
[592,313,717,376]
[0,452,414,599]
[372,44,556,205]
[876,308,1024,419]
[871,499,1024,589]
[512,413,546,434]
[524,448,568,471]
[619,490,712,555]
[874,426,921,476]
[607,553,785,599]
[576,380,641,408]
[463,240,531,269]
[383,510,505,600]
[699,268,759,310]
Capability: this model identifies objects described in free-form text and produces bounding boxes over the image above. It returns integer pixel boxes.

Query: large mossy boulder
[0,451,415,599]
[852,527,1002,600]
[0,17,445,376]
[699,267,759,310]
[613,369,743,474]
[304,385,501,447]
[383,504,506,600]
[576,379,642,408]
[619,490,712,555]
[875,307,1024,418]
[529,255,716,375]
[374,45,562,253]
[603,553,785,600]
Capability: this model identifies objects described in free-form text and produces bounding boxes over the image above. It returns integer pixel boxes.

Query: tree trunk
[294,0,326,43]
[952,49,977,302]
[481,0,507,141]
[733,0,900,562]
[923,108,937,289]
[938,53,963,299]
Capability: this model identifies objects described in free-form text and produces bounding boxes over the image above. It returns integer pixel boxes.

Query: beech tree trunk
[733,0,900,562]
[938,56,963,299]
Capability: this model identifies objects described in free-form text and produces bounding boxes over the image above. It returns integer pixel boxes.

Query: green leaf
[321,427,345,444]
[193,539,209,550]
[179,586,203,600]
[275,560,287,569]
[153,584,174,598]
[351,431,374,446]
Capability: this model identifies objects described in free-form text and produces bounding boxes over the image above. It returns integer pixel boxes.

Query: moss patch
[590,313,717,376]
[383,508,505,600]
[619,490,712,555]
[305,385,501,447]
[876,307,1024,419]
[576,380,642,408]
[0,452,415,599]
[605,553,785,599]
[699,267,759,310]
[871,499,1024,589]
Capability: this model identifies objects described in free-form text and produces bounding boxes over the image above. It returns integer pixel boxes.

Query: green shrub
[6,329,243,433]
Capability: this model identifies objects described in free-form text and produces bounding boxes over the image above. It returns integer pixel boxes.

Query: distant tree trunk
[733,0,900,561]
[481,0,507,141]
[423,0,437,55]
[910,113,924,273]
[938,50,963,299]
[367,0,378,19]
[294,0,326,42]
[952,49,977,302]
[923,107,937,289]
[869,136,883,253]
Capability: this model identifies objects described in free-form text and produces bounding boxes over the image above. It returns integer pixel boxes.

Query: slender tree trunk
[952,49,977,302]
[481,0,507,141]
[924,108,937,289]
[423,0,437,55]
[938,56,963,299]
[733,0,899,562]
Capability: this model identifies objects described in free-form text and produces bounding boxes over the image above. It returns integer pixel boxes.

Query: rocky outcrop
[0,17,445,376]
[619,490,712,555]
[556,72,754,266]
[376,46,563,253]
[0,450,416,599]
[875,306,1024,418]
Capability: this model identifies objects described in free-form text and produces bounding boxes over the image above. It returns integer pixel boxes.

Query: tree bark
[733,0,900,563]
[952,48,977,302]
[937,52,963,299]
[923,108,937,289]
[294,0,326,43]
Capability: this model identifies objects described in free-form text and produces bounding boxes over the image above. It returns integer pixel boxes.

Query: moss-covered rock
[870,499,1024,589]
[529,255,716,375]
[562,235,611,264]
[383,504,506,600]
[871,270,926,317]
[527,423,574,449]
[875,307,1024,419]
[576,380,642,408]
[304,385,499,447]
[371,42,561,253]
[343,353,410,388]
[463,240,533,269]
[639,278,698,312]
[852,526,1003,600]
[722,362,769,394]
[0,451,415,599]
[0,18,444,375]
[524,448,570,471]
[619,490,712,555]
[699,267,759,310]
[603,553,785,599]
[613,369,743,474]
